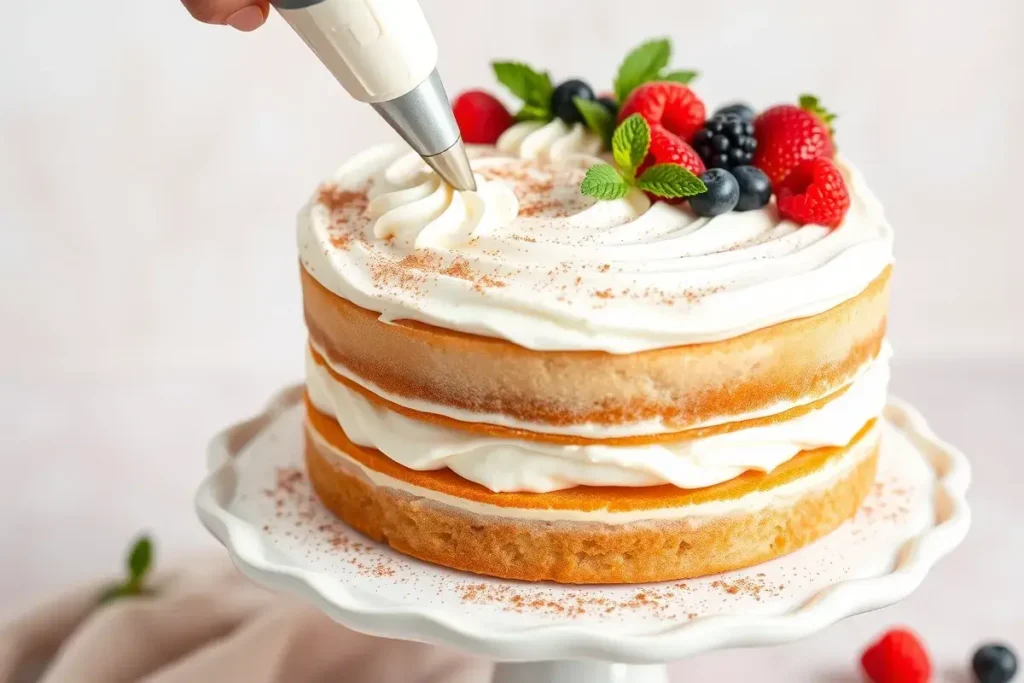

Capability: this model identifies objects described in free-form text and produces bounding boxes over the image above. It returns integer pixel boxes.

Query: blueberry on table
[973,644,1017,683]
[551,79,595,124]
[731,165,773,211]
[713,102,756,123]
[690,169,740,217]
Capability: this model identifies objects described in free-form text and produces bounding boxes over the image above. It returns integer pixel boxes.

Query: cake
[297,40,894,584]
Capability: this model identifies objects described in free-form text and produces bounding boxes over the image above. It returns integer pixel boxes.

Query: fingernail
[226,5,265,32]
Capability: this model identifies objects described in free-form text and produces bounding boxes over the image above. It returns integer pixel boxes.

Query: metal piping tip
[424,138,476,192]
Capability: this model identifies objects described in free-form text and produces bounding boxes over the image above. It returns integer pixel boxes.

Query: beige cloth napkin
[0,554,491,683]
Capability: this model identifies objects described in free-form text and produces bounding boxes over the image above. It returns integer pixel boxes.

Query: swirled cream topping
[298,142,893,353]
[496,119,602,160]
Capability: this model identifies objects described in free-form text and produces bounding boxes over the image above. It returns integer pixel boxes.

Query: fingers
[181,0,270,31]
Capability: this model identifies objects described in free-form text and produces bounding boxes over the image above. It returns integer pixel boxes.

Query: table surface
[2,357,1019,681]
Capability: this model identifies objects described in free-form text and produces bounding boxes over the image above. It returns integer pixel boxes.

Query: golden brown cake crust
[305,431,879,584]
[302,265,890,432]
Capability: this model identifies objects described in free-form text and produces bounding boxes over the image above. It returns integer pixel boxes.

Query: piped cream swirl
[496,119,602,160]
[367,155,518,249]
[298,142,893,353]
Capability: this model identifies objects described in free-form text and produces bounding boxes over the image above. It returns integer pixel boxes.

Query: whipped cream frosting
[306,345,890,493]
[307,419,881,524]
[299,141,893,353]
[496,119,602,160]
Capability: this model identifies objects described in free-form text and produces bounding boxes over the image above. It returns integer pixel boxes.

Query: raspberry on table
[860,628,932,683]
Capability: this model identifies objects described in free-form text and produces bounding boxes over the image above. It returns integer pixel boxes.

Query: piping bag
[270,0,476,191]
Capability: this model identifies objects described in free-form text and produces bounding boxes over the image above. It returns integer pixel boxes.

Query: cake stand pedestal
[196,386,970,683]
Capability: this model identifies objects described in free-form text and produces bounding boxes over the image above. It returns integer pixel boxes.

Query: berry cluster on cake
[298,38,894,584]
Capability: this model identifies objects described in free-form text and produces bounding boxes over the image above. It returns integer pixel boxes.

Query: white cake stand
[195,386,970,683]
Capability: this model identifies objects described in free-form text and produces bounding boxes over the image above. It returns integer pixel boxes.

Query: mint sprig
[573,97,615,147]
[580,114,706,202]
[635,163,707,197]
[613,39,701,103]
[99,534,156,604]
[611,114,650,178]
[581,164,631,200]
[661,70,699,85]
[492,61,555,122]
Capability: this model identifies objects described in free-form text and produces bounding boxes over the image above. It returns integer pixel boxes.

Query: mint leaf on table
[492,61,554,114]
[98,534,156,605]
[636,163,707,198]
[661,70,699,85]
[574,97,615,146]
[613,38,671,104]
[128,536,153,585]
[611,114,651,180]
[580,164,631,200]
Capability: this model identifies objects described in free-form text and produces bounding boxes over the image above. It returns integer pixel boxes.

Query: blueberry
[690,169,739,217]
[597,96,618,117]
[551,79,595,124]
[731,166,772,211]
[973,644,1017,683]
[714,102,756,123]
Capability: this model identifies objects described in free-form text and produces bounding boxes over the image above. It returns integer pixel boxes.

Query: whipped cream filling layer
[309,336,886,439]
[299,143,894,354]
[306,346,890,493]
[307,421,881,525]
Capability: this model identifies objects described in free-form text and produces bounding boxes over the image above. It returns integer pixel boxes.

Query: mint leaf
[574,97,614,147]
[636,163,707,198]
[661,70,699,85]
[492,62,554,113]
[611,114,650,180]
[581,164,631,200]
[515,103,550,122]
[128,536,153,582]
[614,38,671,103]
[98,584,129,605]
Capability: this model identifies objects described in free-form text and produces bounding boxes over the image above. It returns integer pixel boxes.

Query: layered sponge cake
[297,51,894,583]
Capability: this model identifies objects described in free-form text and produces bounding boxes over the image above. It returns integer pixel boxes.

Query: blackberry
[692,113,757,169]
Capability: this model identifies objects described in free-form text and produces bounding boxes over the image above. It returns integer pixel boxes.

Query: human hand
[180,0,271,32]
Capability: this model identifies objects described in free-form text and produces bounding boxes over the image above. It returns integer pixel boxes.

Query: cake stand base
[493,661,667,683]
[196,386,970,682]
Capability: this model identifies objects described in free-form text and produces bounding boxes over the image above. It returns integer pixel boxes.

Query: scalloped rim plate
[196,386,970,663]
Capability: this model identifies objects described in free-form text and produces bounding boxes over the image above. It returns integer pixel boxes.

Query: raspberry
[452,90,514,145]
[752,96,836,185]
[641,125,706,176]
[861,628,932,683]
[618,81,706,142]
[637,126,705,204]
[776,157,850,228]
